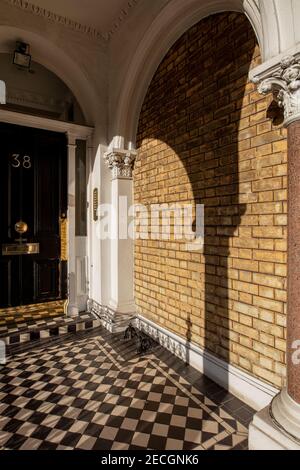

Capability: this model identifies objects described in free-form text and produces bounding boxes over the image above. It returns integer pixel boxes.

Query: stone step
[0,312,101,348]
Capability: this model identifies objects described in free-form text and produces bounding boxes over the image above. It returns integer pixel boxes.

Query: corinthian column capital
[104,148,137,179]
[252,54,300,127]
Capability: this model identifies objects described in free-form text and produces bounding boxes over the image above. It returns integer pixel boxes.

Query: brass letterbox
[2,243,40,256]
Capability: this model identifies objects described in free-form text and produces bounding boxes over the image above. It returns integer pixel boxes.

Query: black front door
[0,123,68,308]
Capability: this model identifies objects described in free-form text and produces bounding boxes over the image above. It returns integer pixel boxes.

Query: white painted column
[86,136,94,306]
[103,148,137,332]
[67,132,79,317]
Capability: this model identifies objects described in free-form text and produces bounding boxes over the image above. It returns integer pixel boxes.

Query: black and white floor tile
[0,313,100,347]
[0,301,65,327]
[0,328,254,451]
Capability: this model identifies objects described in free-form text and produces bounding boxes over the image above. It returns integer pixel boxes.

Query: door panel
[34,260,60,300]
[0,122,67,308]
[0,259,16,307]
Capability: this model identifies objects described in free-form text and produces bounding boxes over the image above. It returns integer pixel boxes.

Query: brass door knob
[15,221,28,235]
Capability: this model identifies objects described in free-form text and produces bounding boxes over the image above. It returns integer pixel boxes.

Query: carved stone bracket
[252,55,300,127]
[104,149,137,179]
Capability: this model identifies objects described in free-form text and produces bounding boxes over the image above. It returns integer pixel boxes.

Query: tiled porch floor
[0,301,65,327]
[1,312,100,347]
[0,328,254,451]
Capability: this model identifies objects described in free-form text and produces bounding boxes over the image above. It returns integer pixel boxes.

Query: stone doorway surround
[0,108,94,321]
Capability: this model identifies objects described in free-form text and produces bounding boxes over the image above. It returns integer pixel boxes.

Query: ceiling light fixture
[13,41,31,69]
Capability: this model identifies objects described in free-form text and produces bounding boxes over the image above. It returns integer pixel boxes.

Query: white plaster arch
[259,0,300,61]
[0,25,98,125]
[111,0,264,149]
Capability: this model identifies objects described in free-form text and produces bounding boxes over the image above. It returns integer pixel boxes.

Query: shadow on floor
[1,328,254,451]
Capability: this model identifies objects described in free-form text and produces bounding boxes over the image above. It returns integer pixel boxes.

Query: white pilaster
[102,148,137,331]
[86,136,94,306]
[67,133,79,317]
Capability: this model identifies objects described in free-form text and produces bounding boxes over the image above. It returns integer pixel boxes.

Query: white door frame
[0,109,94,315]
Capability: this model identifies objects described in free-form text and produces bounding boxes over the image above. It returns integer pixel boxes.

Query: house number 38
[11,154,32,169]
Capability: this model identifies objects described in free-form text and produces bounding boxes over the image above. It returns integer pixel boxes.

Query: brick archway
[110,0,264,149]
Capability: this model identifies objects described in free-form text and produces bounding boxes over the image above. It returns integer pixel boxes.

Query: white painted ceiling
[30,0,134,33]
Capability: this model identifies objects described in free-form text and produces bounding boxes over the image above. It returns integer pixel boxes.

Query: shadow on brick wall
[135,12,258,393]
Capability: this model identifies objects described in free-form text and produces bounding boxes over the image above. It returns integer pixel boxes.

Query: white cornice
[0,108,94,138]
[4,0,140,43]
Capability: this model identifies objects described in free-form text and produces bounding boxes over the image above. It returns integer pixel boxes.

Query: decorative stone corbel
[252,55,300,127]
[104,148,137,179]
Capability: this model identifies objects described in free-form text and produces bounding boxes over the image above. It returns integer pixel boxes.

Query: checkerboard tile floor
[0,328,253,450]
[0,301,65,328]
[0,312,101,347]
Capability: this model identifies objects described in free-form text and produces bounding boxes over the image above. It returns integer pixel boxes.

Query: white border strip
[135,314,279,411]
[0,109,93,138]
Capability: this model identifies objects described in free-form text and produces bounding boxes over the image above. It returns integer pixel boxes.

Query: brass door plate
[93,188,99,221]
[2,243,40,256]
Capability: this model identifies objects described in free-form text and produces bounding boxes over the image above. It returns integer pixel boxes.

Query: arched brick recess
[135,12,287,389]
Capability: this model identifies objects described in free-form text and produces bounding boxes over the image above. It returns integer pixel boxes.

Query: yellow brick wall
[134,12,287,388]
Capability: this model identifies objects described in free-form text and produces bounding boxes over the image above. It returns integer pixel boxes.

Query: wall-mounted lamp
[13,41,31,69]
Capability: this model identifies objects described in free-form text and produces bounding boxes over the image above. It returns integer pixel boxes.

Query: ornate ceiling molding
[4,0,106,41]
[4,0,140,43]
[103,0,139,41]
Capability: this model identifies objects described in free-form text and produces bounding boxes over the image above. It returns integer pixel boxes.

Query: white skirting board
[134,315,279,411]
